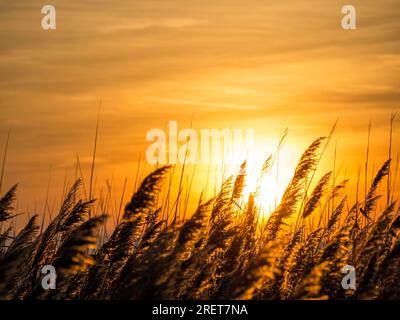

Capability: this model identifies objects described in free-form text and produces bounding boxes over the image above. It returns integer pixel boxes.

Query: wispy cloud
[150,98,260,110]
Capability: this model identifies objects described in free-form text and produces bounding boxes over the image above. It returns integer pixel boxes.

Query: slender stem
[0,130,10,194]
[89,99,102,206]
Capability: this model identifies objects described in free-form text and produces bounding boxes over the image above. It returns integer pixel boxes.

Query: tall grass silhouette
[1,126,400,300]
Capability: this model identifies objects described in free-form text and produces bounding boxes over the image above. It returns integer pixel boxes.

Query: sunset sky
[0,1,399,225]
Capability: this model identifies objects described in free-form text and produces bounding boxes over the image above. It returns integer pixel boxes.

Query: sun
[242,161,283,216]
[210,135,298,218]
[239,146,295,217]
